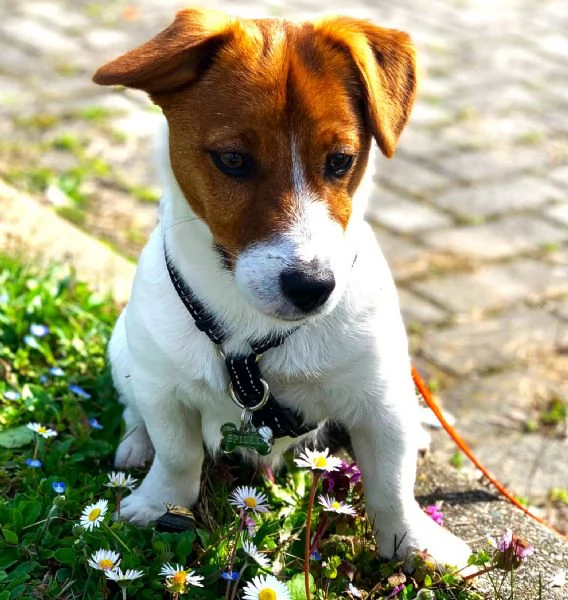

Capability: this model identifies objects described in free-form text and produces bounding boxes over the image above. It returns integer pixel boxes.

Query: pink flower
[424,504,444,526]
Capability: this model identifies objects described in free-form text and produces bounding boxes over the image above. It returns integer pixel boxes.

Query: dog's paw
[115,426,154,469]
[119,489,165,525]
[378,508,471,571]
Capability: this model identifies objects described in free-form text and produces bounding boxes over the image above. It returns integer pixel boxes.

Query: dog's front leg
[349,378,471,570]
[119,382,204,526]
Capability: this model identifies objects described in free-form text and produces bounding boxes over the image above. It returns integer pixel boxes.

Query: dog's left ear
[316,18,417,158]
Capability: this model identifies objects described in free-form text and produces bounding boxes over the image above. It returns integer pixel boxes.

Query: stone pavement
[0,0,567,540]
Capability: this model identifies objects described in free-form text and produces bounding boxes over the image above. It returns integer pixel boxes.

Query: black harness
[164,249,316,440]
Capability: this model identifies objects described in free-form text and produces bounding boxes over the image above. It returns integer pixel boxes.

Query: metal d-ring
[229,378,270,411]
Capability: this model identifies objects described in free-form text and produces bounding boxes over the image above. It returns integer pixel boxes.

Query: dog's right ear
[92,9,233,95]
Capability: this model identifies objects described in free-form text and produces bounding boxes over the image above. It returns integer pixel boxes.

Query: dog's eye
[210,151,252,178]
[325,153,354,178]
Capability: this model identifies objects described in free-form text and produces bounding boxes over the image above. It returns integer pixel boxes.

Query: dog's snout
[280,263,336,313]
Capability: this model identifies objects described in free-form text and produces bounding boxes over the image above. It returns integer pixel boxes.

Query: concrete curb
[0,179,135,303]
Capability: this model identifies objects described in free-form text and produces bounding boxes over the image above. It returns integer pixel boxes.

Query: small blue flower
[25,458,42,468]
[88,417,104,430]
[39,375,49,384]
[220,571,239,581]
[24,335,40,349]
[311,550,322,561]
[69,384,91,399]
[49,367,65,377]
[52,481,66,494]
[0,293,8,303]
[30,323,49,337]
[3,390,21,401]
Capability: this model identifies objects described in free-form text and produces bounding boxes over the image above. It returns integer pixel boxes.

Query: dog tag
[220,410,273,456]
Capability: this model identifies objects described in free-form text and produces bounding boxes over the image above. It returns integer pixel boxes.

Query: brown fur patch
[93,10,416,257]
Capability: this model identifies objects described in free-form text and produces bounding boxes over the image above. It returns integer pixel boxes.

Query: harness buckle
[229,378,270,411]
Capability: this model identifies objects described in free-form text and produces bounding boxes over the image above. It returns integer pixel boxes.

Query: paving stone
[371,227,428,280]
[432,176,562,219]
[1,18,82,55]
[550,166,568,189]
[396,125,450,157]
[422,215,568,259]
[420,308,567,376]
[85,29,130,51]
[20,1,90,29]
[397,288,448,326]
[366,197,451,233]
[375,155,452,197]
[546,203,568,226]
[411,258,568,315]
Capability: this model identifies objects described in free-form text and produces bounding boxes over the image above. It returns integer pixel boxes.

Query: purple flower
[69,384,91,399]
[424,504,444,526]
[388,583,405,598]
[25,458,42,468]
[489,529,535,570]
[321,461,361,500]
[497,529,513,552]
[244,514,255,536]
[49,367,65,377]
[220,571,238,581]
[88,417,104,430]
[3,390,20,401]
[52,481,66,494]
[30,323,49,337]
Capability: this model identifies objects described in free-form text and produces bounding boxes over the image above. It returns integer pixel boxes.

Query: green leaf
[175,532,196,562]
[9,584,26,599]
[54,548,75,566]
[288,573,315,600]
[1,529,18,545]
[0,427,34,449]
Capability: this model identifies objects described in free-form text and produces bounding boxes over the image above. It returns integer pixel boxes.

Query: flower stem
[305,472,321,600]
[116,493,122,519]
[225,511,245,600]
[33,437,40,460]
[102,521,131,554]
[229,561,249,600]
[462,564,496,582]
[121,585,127,600]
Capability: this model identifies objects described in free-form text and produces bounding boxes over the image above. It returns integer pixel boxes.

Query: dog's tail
[412,364,568,541]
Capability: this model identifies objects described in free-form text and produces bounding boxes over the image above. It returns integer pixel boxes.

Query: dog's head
[94,10,416,321]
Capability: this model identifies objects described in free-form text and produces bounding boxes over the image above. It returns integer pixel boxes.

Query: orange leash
[411,365,568,541]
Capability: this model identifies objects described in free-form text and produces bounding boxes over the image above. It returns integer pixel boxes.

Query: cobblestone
[1,0,567,540]
[422,214,568,259]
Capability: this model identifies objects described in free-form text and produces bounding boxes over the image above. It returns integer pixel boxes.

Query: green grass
[0,255,531,599]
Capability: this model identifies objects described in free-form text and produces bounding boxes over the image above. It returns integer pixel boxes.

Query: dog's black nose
[280,264,335,313]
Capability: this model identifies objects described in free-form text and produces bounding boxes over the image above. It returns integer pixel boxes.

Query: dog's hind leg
[115,405,155,469]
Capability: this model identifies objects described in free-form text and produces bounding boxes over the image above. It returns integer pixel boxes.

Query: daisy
[88,549,121,572]
[347,583,362,598]
[105,471,138,491]
[229,486,269,514]
[318,494,357,516]
[159,563,204,592]
[79,499,108,531]
[104,567,144,583]
[242,539,271,568]
[294,448,342,472]
[26,422,57,438]
[243,574,291,600]
[3,390,20,401]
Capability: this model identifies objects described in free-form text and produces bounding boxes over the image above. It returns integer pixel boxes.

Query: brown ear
[92,9,234,94]
[315,18,417,158]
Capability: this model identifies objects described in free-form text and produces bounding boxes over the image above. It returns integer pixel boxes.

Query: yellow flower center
[315,456,327,468]
[38,426,47,434]
[171,571,187,585]
[99,559,114,571]
[244,497,257,508]
[259,587,277,600]
[88,508,101,521]
[331,501,341,510]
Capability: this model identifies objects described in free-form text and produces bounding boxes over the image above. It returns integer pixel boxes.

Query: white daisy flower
[159,563,204,591]
[87,549,121,572]
[347,583,362,598]
[104,567,144,583]
[26,422,57,439]
[318,494,357,516]
[229,486,269,514]
[242,539,271,568]
[79,499,108,531]
[243,574,291,600]
[294,448,342,472]
[104,471,138,491]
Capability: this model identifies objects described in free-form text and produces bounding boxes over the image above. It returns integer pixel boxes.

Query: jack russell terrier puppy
[93,8,471,568]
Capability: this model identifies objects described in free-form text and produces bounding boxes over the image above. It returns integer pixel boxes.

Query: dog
[93,8,471,568]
